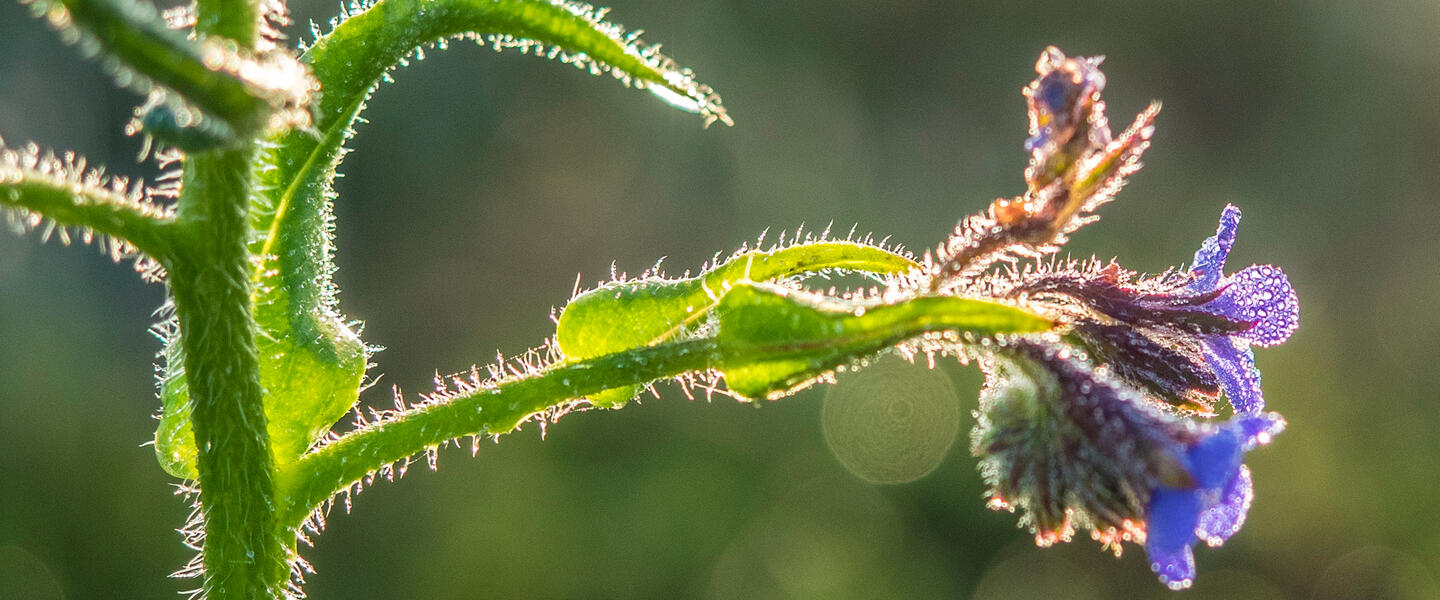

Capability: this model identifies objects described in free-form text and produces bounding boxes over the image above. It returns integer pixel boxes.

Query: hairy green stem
[170,146,286,599]
[42,0,275,135]
[275,339,725,527]
[0,179,175,261]
[277,290,1051,527]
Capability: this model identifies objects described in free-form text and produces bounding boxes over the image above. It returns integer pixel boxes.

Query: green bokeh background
[2,1,1437,598]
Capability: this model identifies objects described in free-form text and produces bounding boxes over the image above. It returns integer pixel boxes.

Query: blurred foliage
[1,0,1437,597]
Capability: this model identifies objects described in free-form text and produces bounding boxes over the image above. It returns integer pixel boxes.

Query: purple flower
[971,340,1287,590]
[973,341,1202,548]
[1146,412,1285,590]
[1010,205,1298,414]
[1185,205,1299,413]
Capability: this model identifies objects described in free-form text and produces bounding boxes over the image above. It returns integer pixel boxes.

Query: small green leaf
[555,242,917,407]
[154,275,366,479]
[250,292,367,465]
[154,301,365,479]
[713,282,1054,400]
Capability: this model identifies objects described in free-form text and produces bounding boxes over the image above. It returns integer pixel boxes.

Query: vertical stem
[179,0,283,595]
[171,145,287,599]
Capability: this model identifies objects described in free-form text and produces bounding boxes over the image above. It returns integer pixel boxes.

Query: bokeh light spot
[822,356,960,484]
[0,545,64,600]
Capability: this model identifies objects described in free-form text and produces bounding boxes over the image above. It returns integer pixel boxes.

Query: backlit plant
[0,0,1298,596]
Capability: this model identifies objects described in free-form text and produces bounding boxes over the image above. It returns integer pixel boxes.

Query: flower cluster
[948,47,1298,590]
[1013,204,1298,415]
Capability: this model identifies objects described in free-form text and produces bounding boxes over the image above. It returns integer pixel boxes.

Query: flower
[931,47,1160,290]
[974,341,1201,545]
[1146,412,1285,590]
[1010,205,1298,414]
[971,340,1286,589]
[1185,205,1299,413]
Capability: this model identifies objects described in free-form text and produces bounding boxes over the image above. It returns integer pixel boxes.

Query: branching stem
[49,0,276,135]
[276,340,722,527]
[276,289,1052,528]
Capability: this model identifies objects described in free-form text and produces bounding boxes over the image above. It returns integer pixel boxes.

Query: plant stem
[0,178,176,261]
[170,145,287,599]
[274,287,1052,527]
[53,0,274,135]
[276,340,726,527]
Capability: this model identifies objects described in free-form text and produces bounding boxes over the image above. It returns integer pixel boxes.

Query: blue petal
[1036,71,1073,113]
[1207,265,1299,347]
[1186,426,1245,489]
[1189,205,1241,293]
[1147,487,1200,590]
[1149,544,1196,591]
[1197,465,1253,546]
[1230,412,1287,451]
[1202,336,1264,414]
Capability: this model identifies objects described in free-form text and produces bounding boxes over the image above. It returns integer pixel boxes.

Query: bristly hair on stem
[0,137,177,278]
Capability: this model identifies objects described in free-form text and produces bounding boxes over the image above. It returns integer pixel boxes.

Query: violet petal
[1208,265,1300,347]
[1185,424,1245,489]
[1197,466,1253,547]
[1202,336,1264,414]
[1146,486,1200,590]
[1232,412,1287,451]
[1189,205,1242,293]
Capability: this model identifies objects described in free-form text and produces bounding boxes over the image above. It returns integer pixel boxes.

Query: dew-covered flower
[1183,205,1298,413]
[971,340,1284,589]
[942,46,1298,592]
[1011,205,1298,414]
[1145,411,1285,589]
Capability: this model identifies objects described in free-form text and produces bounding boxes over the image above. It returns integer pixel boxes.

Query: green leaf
[154,292,366,479]
[209,0,739,453]
[298,0,728,139]
[555,242,917,406]
[156,221,366,479]
[259,0,736,270]
[255,0,735,320]
[713,282,1054,400]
